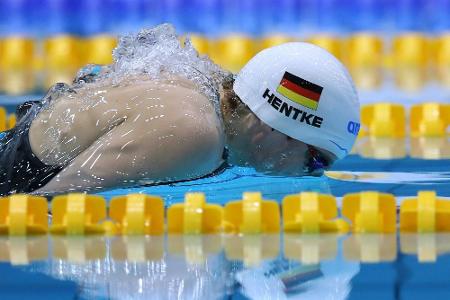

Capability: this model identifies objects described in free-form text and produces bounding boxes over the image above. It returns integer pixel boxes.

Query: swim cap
[233,42,360,159]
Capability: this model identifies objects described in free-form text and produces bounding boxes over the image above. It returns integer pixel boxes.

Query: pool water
[0,96,449,300]
[98,151,450,204]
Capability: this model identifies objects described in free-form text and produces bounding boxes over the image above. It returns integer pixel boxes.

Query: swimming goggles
[305,145,330,174]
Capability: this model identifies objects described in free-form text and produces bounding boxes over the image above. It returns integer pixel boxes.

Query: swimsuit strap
[0,102,62,196]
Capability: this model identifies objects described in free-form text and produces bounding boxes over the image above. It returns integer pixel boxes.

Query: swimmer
[0,24,359,196]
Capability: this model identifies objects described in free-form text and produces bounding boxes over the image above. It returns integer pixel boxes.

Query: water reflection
[410,137,450,160]
[167,234,222,265]
[344,234,397,263]
[356,137,407,159]
[401,233,450,263]
[48,235,227,300]
[224,234,280,267]
[0,236,48,265]
[52,235,107,262]
[354,137,450,160]
[284,234,339,265]
[3,234,450,299]
[112,235,164,262]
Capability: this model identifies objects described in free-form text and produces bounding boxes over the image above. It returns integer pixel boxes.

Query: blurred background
[0,0,449,101]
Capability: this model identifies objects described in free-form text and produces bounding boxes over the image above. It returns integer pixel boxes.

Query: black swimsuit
[0,102,62,196]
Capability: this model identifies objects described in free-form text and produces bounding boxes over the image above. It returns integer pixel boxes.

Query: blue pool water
[98,154,450,205]
[0,139,448,300]
[0,96,449,300]
[3,233,450,299]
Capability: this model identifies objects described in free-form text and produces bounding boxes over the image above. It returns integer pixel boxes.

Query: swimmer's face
[220,77,336,176]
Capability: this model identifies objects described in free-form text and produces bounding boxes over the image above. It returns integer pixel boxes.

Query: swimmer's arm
[34,115,225,195]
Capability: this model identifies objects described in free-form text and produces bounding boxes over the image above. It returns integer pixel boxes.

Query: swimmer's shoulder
[104,77,226,178]
[110,77,220,119]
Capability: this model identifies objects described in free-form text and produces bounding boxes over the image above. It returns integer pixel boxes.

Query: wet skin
[30,77,224,194]
[29,75,335,194]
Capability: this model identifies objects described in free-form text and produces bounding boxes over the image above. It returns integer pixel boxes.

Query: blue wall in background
[0,0,449,37]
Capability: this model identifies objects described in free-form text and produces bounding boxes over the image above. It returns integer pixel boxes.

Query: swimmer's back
[28,77,225,194]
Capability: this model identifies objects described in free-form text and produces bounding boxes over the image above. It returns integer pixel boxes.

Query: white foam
[107,23,230,114]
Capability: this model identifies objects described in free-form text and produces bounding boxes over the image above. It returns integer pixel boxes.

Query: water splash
[0,24,231,196]
[110,24,229,114]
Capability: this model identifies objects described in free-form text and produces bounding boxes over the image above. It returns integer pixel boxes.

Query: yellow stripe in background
[277,85,319,110]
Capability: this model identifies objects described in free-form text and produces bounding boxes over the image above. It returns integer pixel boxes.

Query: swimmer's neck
[218,79,256,166]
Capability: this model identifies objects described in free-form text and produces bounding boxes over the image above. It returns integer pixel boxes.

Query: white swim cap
[233,42,360,159]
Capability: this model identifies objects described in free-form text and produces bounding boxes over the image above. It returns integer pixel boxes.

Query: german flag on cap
[276,71,323,110]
